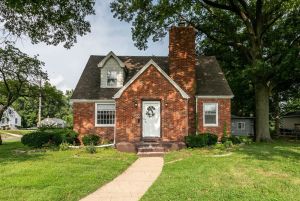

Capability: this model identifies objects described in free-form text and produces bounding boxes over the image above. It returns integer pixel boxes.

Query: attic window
[107,71,117,87]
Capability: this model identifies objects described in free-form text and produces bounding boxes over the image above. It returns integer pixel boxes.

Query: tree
[0,44,46,118]
[0,0,95,48]
[0,44,46,143]
[111,0,300,141]
[0,0,95,144]
[13,83,74,128]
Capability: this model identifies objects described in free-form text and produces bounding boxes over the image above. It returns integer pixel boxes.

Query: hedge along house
[71,23,233,153]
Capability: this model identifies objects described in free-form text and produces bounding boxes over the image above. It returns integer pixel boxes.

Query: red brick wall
[169,26,196,134]
[73,102,114,142]
[115,64,189,143]
[197,98,231,138]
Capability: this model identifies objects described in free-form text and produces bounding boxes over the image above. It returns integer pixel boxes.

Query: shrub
[21,129,79,148]
[223,140,233,148]
[228,136,242,144]
[86,144,97,154]
[59,142,70,151]
[82,134,100,146]
[185,133,218,148]
[240,136,253,144]
[22,131,52,148]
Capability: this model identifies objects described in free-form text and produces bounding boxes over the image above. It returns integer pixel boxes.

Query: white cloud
[14,0,169,91]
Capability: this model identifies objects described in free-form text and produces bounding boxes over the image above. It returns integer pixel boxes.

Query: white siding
[281,117,300,130]
[100,57,124,88]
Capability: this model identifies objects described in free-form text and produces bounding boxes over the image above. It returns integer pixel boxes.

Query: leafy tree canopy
[111,0,300,141]
[0,0,95,48]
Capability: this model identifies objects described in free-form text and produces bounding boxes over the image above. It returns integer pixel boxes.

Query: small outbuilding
[40,118,66,128]
[231,115,255,136]
[280,111,300,132]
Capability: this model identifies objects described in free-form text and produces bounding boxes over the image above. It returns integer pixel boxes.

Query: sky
[15,0,168,93]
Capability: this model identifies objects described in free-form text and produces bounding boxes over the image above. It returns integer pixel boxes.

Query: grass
[142,140,300,201]
[0,141,137,201]
[0,129,35,135]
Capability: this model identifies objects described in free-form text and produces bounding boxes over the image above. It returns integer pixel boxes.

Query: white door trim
[142,101,161,138]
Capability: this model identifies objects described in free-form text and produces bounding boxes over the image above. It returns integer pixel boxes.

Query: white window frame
[237,122,246,130]
[107,70,118,87]
[203,103,218,127]
[95,102,116,127]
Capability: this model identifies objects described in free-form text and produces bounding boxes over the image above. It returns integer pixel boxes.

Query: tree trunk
[274,92,280,136]
[0,108,4,145]
[255,83,272,142]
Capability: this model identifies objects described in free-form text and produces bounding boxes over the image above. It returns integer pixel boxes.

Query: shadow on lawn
[236,140,300,162]
[0,141,46,164]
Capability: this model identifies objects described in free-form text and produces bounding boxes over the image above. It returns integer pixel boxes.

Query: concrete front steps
[137,138,165,157]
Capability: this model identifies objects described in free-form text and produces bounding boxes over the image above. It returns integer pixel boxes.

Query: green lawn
[0,129,35,135]
[142,140,300,201]
[0,141,137,201]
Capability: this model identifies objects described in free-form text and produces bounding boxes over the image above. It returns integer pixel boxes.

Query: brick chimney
[169,24,196,134]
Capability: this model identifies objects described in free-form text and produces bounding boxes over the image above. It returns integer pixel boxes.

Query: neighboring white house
[40,118,66,128]
[231,115,255,136]
[0,107,22,129]
[281,111,300,131]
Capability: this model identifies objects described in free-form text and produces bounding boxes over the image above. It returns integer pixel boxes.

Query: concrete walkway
[80,157,164,201]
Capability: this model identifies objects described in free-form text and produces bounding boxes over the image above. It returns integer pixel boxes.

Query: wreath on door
[146,106,156,118]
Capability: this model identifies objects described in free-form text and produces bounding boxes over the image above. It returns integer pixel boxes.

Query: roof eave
[113,59,190,99]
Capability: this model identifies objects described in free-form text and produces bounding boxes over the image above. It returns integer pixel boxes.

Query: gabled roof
[71,55,233,100]
[97,51,125,68]
[196,56,233,97]
[283,111,300,117]
[113,60,189,99]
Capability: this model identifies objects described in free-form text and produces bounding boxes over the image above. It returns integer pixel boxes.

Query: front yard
[0,141,137,201]
[1,140,299,201]
[142,140,300,201]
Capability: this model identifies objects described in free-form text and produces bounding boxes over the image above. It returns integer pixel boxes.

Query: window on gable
[237,122,245,130]
[107,71,118,87]
[203,103,218,126]
[96,103,115,126]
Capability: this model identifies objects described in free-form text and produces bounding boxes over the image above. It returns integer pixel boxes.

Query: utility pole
[38,77,42,127]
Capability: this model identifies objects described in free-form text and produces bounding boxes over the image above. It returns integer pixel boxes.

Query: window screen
[96,104,115,125]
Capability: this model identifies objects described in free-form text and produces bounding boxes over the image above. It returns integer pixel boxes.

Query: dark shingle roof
[71,55,233,100]
[283,111,300,117]
[196,56,233,96]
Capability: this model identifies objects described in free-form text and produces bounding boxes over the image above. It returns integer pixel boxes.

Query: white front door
[142,101,161,137]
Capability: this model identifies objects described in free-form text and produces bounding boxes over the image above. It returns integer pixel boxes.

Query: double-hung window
[203,103,218,126]
[95,103,115,127]
[107,71,118,87]
[237,122,245,130]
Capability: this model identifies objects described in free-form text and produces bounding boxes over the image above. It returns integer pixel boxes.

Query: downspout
[113,100,117,146]
[186,99,189,136]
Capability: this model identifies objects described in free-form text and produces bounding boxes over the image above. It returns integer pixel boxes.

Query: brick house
[71,24,233,153]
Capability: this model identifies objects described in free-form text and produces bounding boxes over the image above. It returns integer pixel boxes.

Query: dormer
[98,51,125,88]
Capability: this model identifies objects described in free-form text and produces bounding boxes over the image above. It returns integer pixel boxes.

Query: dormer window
[107,71,118,87]
[98,51,125,88]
